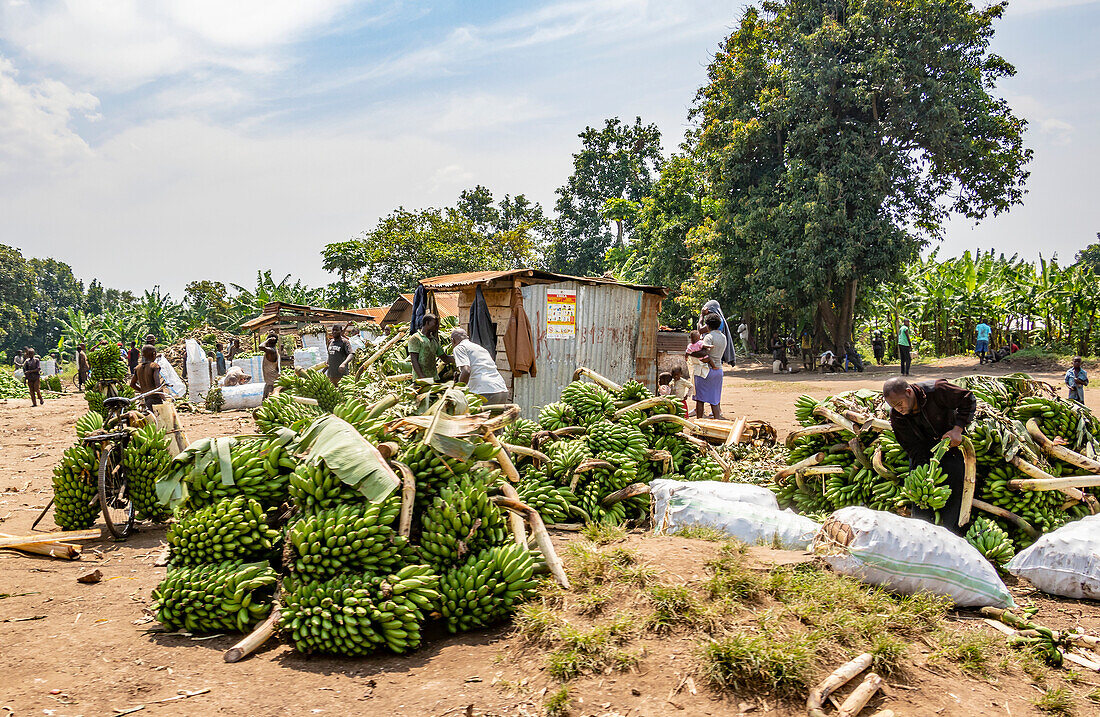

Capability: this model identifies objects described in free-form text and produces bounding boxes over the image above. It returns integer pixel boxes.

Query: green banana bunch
[438,543,539,633]
[560,381,614,425]
[75,411,104,438]
[502,418,538,449]
[538,401,578,430]
[587,420,648,464]
[88,345,127,382]
[399,442,473,512]
[651,433,700,474]
[151,561,277,633]
[684,454,724,483]
[167,436,297,510]
[545,439,593,482]
[516,476,576,524]
[901,440,952,512]
[286,501,406,581]
[167,496,279,566]
[965,517,1015,566]
[277,369,343,413]
[253,393,323,434]
[51,441,101,530]
[84,383,135,418]
[794,394,820,426]
[332,397,394,442]
[280,564,440,655]
[288,459,368,514]
[826,466,873,508]
[419,474,508,570]
[122,423,173,521]
[616,379,652,403]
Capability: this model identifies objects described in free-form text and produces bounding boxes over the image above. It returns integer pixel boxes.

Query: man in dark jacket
[883,377,977,533]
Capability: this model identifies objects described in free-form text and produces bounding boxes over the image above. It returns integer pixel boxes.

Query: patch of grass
[544,684,571,717]
[544,614,640,680]
[674,525,729,542]
[645,584,703,633]
[698,630,816,697]
[514,603,564,646]
[576,585,614,615]
[705,543,764,603]
[581,523,626,545]
[928,628,1001,677]
[1086,687,1100,704]
[1034,686,1075,715]
[565,542,654,589]
[869,633,907,676]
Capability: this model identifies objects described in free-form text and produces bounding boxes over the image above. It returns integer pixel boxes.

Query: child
[670,365,694,415]
[657,371,673,396]
[685,330,709,379]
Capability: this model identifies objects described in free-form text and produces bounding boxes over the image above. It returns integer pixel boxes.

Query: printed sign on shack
[546,289,577,339]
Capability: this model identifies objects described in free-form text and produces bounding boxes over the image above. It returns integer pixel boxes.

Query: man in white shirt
[450,329,510,404]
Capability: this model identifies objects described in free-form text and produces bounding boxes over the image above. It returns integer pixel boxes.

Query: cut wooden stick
[1027,419,1100,474]
[224,604,281,663]
[972,499,1040,540]
[0,533,81,560]
[484,431,521,484]
[601,483,650,507]
[390,461,416,538]
[837,672,883,717]
[806,652,873,717]
[786,423,846,448]
[801,465,845,476]
[502,444,551,465]
[1009,475,1100,491]
[357,329,407,376]
[491,496,570,590]
[1007,456,1089,504]
[776,452,824,480]
[572,366,622,393]
[497,482,528,547]
[0,529,102,548]
[958,437,977,527]
[612,396,670,419]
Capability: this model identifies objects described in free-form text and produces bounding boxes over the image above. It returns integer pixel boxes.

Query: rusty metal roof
[240,302,372,331]
[419,269,668,296]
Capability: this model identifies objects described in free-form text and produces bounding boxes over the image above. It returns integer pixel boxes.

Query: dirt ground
[1,359,1098,716]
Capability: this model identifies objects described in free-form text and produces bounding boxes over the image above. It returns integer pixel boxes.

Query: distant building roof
[419,269,668,296]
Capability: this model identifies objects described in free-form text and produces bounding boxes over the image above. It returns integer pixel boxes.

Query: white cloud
[0,0,361,90]
[0,56,99,174]
[1005,0,1100,15]
[430,93,553,133]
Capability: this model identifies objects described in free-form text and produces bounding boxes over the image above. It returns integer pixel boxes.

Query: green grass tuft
[870,633,907,676]
[704,542,764,603]
[645,584,703,633]
[698,630,816,696]
[928,628,1002,677]
[673,525,729,542]
[576,585,614,615]
[544,684,571,717]
[581,523,627,545]
[544,613,639,680]
[1034,686,1075,715]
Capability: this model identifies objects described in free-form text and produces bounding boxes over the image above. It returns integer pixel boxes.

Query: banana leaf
[297,415,400,502]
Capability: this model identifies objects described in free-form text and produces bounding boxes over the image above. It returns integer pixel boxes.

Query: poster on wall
[546,289,577,339]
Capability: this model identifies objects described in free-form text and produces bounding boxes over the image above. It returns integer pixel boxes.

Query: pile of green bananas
[419,474,508,570]
[537,401,577,430]
[289,459,368,514]
[545,439,593,481]
[253,393,322,434]
[276,369,342,412]
[587,420,648,463]
[965,517,1015,565]
[204,385,225,412]
[0,368,28,399]
[399,442,477,512]
[151,561,277,633]
[167,496,279,566]
[89,345,127,382]
[616,379,652,402]
[170,437,297,509]
[332,397,392,442]
[286,501,408,581]
[516,476,575,524]
[51,441,101,530]
[794,394,820,426]
[560,381,613,425]
[1015,396,1097,452]
[84,383,135,418]
[122,423,172,521]
[685,454,724,483]
[901,440,951,510]
[44,375,63,392]
[438,543,539,633]
[280,565,440,655]
[502,417,538,448]
[75,411,104,438]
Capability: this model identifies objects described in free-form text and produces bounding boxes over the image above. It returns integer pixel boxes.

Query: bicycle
[33,384,167,539]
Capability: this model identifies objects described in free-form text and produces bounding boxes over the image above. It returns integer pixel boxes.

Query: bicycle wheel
[98,441,135,539]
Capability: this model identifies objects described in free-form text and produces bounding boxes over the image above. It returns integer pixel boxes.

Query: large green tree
[321,241,369,308]
[689,0,1031,349]
[0,245,38,358]
[1076,235,1100,272]
[546,117,663,276]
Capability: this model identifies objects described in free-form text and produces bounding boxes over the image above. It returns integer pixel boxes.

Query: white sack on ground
[814,507,1014,608]
[1007,514,1100,600]
[655,493,819,550]
[218,383,266,411]
[650,479,779,524]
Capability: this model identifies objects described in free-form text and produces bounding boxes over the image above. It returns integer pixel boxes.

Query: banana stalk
[957,437,977,527]
[571,366,622,393]
[1026,418,1100,474]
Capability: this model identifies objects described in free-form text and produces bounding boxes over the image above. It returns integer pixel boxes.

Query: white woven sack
[1007,515,1100,600]
[656,494,819,550]
[219,383,266,411]
[650,479,778,526]
[814,507,1014,608]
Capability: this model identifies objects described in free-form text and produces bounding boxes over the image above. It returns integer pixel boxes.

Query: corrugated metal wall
[512,282,645,419]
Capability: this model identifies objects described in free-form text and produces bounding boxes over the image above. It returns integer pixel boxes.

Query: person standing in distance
[1066,357,1089,404]
[975,320,991,365]
[883,376,976,533]
[897,320,913,376]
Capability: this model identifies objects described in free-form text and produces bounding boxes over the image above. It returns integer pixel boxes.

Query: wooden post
[224,604,281,663]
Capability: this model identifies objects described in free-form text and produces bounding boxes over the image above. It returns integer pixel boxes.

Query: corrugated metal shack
[420,270,667,417]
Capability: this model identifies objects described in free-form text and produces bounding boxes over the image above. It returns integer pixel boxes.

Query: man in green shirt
[408,313,452,381]
[898,319,912,376]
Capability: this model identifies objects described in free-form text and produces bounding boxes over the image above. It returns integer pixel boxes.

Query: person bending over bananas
[883,376,977,533]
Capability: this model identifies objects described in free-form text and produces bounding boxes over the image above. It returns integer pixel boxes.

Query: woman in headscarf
[699,300,737,366]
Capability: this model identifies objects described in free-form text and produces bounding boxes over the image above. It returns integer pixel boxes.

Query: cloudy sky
[1,0,1097,297]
